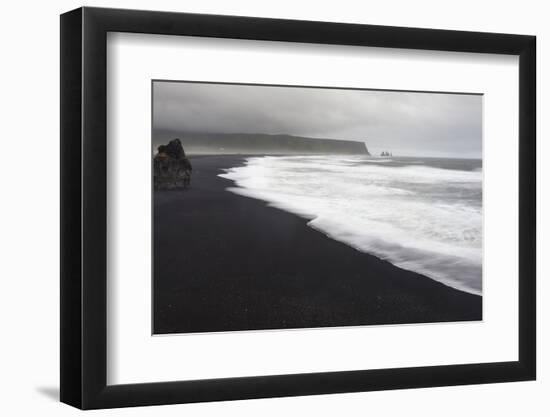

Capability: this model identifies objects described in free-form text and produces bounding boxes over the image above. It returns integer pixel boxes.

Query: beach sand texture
[153,155,482,334]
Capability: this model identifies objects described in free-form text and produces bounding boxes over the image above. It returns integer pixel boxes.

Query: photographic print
[152,81,482,335]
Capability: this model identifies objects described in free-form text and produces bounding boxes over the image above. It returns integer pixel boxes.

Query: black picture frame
[60,6,536,410]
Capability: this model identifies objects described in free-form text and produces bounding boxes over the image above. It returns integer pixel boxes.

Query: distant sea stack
[153,131,370,156]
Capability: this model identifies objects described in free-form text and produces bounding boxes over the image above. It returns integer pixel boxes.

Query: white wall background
[0,0,545,415]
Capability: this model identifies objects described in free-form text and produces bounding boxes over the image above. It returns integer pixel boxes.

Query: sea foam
[219,155,482,295]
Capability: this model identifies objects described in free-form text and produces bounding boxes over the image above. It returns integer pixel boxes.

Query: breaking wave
[219,155,482,295]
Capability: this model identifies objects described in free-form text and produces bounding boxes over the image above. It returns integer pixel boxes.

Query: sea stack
[153,139,193,190]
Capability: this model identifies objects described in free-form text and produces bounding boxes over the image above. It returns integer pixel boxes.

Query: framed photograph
[60,7,536,409]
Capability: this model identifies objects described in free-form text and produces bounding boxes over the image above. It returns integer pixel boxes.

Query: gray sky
[153,81,482,158]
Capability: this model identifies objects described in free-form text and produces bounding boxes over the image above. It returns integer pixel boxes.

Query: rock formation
[153,131,371,155]
[154,139,193,190]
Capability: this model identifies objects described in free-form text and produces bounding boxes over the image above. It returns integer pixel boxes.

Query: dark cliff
[153,131,370,156]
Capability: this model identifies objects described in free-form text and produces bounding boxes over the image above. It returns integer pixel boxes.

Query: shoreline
[154,154,482,334]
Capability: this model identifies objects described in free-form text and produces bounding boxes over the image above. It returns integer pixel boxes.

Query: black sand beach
[153,155,482,334]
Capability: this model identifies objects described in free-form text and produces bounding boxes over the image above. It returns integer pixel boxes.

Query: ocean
[219,155,482,296]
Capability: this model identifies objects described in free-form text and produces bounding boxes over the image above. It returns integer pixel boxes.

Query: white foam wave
[361,158,394,163]
[219,156,482,295]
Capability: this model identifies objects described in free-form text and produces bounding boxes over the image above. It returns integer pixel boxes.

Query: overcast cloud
[153,81,482,158]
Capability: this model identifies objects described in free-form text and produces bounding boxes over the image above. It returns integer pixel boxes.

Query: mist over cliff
[153,130,370,156]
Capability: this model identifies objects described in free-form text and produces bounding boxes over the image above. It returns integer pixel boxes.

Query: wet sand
[153,155,482,334]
